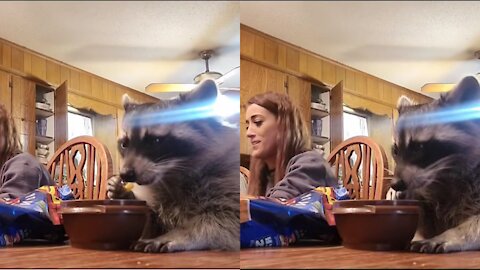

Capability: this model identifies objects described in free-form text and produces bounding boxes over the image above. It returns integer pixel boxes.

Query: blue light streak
[398,101,480,129]
[126,94,239,127]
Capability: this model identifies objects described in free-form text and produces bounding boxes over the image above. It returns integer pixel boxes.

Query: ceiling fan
[421,50,480,93]
[145,50,239,94]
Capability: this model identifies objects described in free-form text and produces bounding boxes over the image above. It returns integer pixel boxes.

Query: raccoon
[107,79,240,253]
[391,75,480,253]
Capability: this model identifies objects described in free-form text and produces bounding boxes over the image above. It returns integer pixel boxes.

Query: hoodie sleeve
[266,151,338,200]
[0,153,55,199]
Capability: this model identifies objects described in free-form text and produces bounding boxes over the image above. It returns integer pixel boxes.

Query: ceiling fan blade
[421,83,456,93]
[219,87,240,91]
[216,66,239,85]
[145,83,196,93]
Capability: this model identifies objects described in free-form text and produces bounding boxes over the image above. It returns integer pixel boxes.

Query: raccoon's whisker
[147,162,193,180]
[166,163,190,170]
[167,164,202,179]
[429,155,466,173]
[171,163,197,172]
[144,167,177,196]
[153,154,170,163]
[150,158,175,166]
[150,159,184,169]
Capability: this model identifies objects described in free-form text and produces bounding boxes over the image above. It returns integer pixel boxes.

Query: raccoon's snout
[120,167,136,182]
[390,178,407,191]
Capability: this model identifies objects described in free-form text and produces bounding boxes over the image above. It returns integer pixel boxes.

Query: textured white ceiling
[241,1,480,99]
[3,1,480,101]
[0,1,239,99]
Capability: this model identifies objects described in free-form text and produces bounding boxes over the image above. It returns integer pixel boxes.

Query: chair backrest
[327,136,389,200]
[240,166,250,183]
[240,166,250,195]
[46,136,113,200]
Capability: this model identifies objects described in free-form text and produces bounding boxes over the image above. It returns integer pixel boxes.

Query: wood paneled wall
[241,24,433,109]
[0,38,158,109]
[241,24,434,171]
[0,70,10,112]
[0,37,158,173]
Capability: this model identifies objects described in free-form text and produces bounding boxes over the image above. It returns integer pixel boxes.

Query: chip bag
[241,186,349,248]
[0,185,73,246]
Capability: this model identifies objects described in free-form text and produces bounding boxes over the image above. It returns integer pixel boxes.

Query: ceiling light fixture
[421,50,480,93]
[421,83,455,93]
[193,50,222,83]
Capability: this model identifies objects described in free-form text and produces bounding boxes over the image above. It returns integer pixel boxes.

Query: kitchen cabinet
[34,81,68,165]
[329,81,344,151]
[310,83,331,154]
[308,81,343,157]
[0,70,67,162]
[35,84,55,164]
[286,74,311,129]
[11,75,36,155]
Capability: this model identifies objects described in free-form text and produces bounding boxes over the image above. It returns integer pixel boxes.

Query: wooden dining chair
[240,166,250,183]
[327,136,390,200]
[46,136,113,200]
[240,166,250,195]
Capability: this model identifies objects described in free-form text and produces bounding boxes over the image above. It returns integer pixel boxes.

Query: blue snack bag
[241,186,349,248]
[0,185,74,247]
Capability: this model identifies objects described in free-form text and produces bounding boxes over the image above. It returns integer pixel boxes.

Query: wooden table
[240,245,480,268]
[0,243,239,268]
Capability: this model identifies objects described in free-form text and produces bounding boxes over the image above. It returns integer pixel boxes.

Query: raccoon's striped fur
[107,80,239,253]
[392,76,480,253]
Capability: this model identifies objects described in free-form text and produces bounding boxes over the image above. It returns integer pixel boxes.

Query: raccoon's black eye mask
[392,143,399,157]
[392,142,424,159]
[143,134,166,146]
[394,139,461,168]
[148,134,194,154]
[123,131,198,161]
[118,137,129,151]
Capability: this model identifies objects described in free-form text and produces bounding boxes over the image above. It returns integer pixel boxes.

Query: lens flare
[125,94,239,127]
[398,101,480,129]
[214,94,240,118]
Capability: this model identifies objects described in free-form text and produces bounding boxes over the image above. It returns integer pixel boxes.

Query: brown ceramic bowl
[60,199,150,250]
[332,200,420,251]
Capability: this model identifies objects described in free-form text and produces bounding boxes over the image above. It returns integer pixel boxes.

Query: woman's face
[245,104,279,160]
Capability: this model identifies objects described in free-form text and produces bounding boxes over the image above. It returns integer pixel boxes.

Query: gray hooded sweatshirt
[265,150,338,200]
[0,153,55,199]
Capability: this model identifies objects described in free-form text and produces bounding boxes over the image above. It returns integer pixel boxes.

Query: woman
[245,92,338,200]
[0,104,54,199]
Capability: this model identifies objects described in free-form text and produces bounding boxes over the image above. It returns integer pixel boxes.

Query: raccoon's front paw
[410,234,461,253]
[132,234,187,253]
[107,175,134,199]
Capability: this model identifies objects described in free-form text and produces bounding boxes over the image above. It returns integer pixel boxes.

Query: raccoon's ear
[444,76,480,106]
[122,94,138,111]
[396,95,415,114]
[182,79,218,103]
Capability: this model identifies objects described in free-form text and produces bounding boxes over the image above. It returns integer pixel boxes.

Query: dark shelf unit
[311,107,329,119]
[312,135,330,145]
[35,135,55,145]
[35,108,54,119]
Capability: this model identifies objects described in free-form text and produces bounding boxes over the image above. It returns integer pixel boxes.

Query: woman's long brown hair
[246,92,311,196]
[0,104,22,166]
